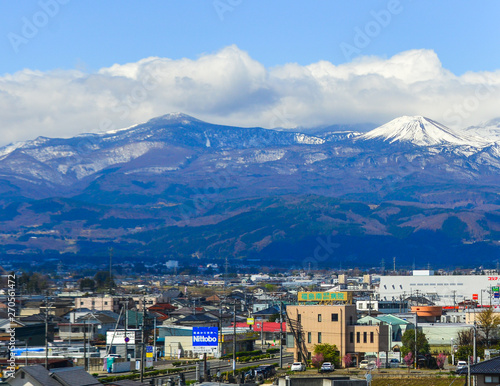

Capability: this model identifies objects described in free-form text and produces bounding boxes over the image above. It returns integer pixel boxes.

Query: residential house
[457,356,500,386]
[7,365,101,386]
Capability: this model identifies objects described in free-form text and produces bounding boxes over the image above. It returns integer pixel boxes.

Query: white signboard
[193,346,218,354]
[106,330,140,345]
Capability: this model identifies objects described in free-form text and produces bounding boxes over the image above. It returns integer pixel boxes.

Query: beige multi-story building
[286,304,389,366]
[75,295,158,312]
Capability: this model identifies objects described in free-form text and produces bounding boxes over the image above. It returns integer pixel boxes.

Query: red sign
[472,294,478,300]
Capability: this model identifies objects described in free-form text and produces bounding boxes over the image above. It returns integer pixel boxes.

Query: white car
[359,360,376,369]
[320,362,334,372]
[456,360,468,370]
[291,362,306,371]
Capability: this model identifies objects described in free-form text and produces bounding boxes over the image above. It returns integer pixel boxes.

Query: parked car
[320,362,334,372]
[291,362,306,371]
[359,360,375,370]
[256,365,275,377]
[456,361,468,371]
[389,358,400,368]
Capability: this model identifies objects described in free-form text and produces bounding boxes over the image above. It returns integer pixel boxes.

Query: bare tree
[477,307,500,347]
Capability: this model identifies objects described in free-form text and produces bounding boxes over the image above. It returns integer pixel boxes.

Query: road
[164,354,294,382]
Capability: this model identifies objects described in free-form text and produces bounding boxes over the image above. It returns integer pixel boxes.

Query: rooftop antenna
[393,257,396,273]
[108,247,113,294]
[224,256,229,294]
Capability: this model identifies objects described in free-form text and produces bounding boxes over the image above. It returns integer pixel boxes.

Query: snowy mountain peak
[464,117,500,141]
[148,112,201,125]
[360,116,489,147]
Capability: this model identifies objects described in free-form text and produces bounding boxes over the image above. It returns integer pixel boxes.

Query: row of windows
[349,331,374,344]
[317,314,339,322]
[383,285,404,290]
[298,313,339,323]
[307,332,322,344]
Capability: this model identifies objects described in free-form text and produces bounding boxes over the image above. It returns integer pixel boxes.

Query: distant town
[1,258,499,385]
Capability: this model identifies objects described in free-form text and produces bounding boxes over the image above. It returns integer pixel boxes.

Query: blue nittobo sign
[192,327,218,347]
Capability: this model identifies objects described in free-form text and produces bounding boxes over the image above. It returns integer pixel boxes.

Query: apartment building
[286,304,389,365]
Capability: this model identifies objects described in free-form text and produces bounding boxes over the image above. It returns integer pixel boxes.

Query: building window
[485,376,500,383]
[356,332,360,343]
[370,332,374,343]
[349,316,353,325]
[318,332,322,343]
[363,332,367,343]
[318,314,322,322]
[308,332,311,343]
[331,313,338,322]
[350,332,354,343]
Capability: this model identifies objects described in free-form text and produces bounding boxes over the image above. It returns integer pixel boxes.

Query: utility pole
[232,302,236,376]
[261,320,264,348]
[473,321,477,364]
[153,317,157,362]
[124,302,128,360]
[414,312,418,370]
[83,319,87,371]
[45,293,49,369]
[140,296,146,383]
[279,302,283,369]
[108,247,113,294]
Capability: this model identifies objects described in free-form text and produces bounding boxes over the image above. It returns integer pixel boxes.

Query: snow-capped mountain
[464,118,500,141]
[0,112,500,262]
[359,116,491,148]
[0,113,499,204]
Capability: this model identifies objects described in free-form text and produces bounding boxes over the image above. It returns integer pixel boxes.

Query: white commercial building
[378,271,500,307]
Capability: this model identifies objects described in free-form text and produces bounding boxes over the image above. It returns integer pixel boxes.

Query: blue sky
[2,1,500,75]
[1,1,500,144]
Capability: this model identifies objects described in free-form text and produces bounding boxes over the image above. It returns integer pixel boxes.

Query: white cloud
[1,45,500,145]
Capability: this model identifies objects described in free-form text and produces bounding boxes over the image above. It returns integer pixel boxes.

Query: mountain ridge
[0,113,499,265]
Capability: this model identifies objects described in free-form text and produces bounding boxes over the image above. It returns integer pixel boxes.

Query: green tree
[268,313,280,322]
[79,278,96,292]
[456,345,485,362]
[313,343,340,367]
[94,271,114,290]
[401,329,430,356]
[17,272,49,294]
[477,307,500,347]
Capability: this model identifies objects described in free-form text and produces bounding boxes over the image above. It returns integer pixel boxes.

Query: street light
[450,338,454,366]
